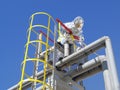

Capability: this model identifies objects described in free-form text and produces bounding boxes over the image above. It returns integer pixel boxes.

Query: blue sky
[0,0,120,90]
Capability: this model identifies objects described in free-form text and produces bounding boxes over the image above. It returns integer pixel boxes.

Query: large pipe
[105,37,120,90]
[55,36,107,68]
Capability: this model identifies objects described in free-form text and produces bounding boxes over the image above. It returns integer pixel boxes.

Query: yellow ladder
[18,12,56,90]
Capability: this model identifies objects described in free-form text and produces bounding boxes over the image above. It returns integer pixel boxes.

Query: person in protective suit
[57,16,85,52]
[56,17,87,89]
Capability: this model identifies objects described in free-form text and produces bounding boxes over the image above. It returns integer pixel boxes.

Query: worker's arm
[56,18,72,34]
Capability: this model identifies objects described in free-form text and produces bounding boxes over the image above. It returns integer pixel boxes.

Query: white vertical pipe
[64,42,69,57]
[102,60,112,90]
[32,34,42,90]
[52,25,57,90]
[105,37,120,90]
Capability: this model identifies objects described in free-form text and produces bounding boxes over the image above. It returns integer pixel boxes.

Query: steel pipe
[55,36,107,68]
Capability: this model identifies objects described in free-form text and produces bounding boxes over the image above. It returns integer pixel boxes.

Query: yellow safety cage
[18,12,56,90]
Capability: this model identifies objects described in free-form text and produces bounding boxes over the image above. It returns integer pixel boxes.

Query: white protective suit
[56,16,86,63]
[57,16,85,48]
[56,16,88,71]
